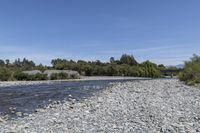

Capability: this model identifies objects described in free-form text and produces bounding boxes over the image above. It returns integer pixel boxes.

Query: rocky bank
[0,79,200,133]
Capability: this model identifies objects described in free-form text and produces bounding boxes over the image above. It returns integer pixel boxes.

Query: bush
[14,71,48,81]
[50,73,58,80]
[0,67,12,81]
[179,54,200,85]
[70,73,80,79]
[140,61,160,78]
[58,73,69,79]
[34,73,48,80]
[50,72,69,80]
[13,71,29,81]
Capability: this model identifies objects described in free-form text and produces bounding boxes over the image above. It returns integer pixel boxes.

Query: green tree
[158,64,166,70]
[141,61,160,78]
[110,57,115,64]
[179,54,200,85]
[120,54,138,66]
[0,67,12,81]
[0,60,5,66]
[5,59,10,65]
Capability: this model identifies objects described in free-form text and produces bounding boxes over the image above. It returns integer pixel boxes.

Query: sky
[0,0,200,66]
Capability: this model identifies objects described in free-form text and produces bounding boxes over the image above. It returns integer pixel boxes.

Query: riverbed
[1,79,200,132]
[0,78,145,119]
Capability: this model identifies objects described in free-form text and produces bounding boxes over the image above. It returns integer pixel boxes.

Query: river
[0,79,144,118]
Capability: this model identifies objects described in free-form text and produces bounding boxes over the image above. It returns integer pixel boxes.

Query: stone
[1,79,200,132]
[0,117,5,123]
[16,112,23,117]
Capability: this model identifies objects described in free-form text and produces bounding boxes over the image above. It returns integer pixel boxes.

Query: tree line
[0,54,170,81]
[51,54,162,77]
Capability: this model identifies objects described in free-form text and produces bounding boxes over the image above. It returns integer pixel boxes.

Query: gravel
[0,81,54,87]
[0,76,147,87]
[0,79,200,133]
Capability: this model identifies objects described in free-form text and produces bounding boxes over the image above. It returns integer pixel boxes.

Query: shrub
[179,54,200,85]
[14,71,48,81]
[0,67,12,81]
[58,72,69,79]
[13,71,29,81]
[50,73,59,80]
[34,73,48,80]
[70,73,80,79]
[140,61,160,78]
[50,72,69,80]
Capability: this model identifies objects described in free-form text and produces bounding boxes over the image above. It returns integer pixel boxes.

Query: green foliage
[106,65,118,76]
[110,57,115,63]
[13,71,29,81]
[70,73,80,79]
[50,73,69,80]
[140,61,160,78]
[34,73,48,80]
[50,72,79,80]
[36,64,47,72]
[50,73,59,80]
[51,54,161,78]
[0,67,12,81]
[120,54,138,66]
[158,64,166,70]
[13,58,35,70]
[0,54,162,81]
[13,71,48,81]
[179,54,200,85]
[0,60,5,66]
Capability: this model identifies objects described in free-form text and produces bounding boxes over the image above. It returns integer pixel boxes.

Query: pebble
[15,112,23,117]
[0,117,5,123]
[0,79,200,133]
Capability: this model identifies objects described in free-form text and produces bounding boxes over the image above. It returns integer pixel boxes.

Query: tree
[5,59,10,65]
[120,54,138,66]
[106,65,117,76]
[36,64,46,72]
[0,68,11,81]
[141,61,160,78]
[0,60,5,66]
[190,54,200,62]
[158,64,166,70]
[179,54,200,85]
[13,58,35,70]
[14,58,21,67]
[110,57,115,63]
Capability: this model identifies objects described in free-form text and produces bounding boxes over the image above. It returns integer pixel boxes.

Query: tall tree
[110,57,115,63]
[120,54,138,66]
[0,60,5,66]
[5,59,10,65]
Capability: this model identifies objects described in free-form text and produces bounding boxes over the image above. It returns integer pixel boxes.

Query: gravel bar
[0,76,148,87]
[0,79,200,133]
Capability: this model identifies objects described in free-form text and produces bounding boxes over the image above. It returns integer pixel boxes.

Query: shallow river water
[0,79,142,118]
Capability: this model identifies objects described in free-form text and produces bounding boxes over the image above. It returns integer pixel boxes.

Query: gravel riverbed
[0,76,146,87]
[0,79,200,133]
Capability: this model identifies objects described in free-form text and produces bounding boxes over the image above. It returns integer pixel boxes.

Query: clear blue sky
[0,0,200,66]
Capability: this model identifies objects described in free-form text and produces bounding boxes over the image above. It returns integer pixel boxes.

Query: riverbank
[0,76,149,87]
[0,79,200,132]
